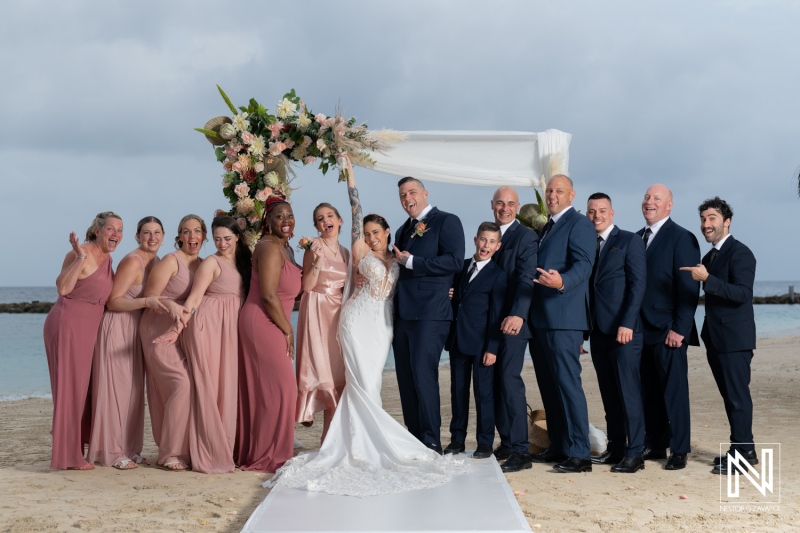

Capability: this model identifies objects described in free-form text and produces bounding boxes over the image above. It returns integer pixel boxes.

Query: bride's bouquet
[197,86,402,245]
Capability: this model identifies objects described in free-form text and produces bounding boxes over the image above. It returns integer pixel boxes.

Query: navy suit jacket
[592,226,647,335]
[530,207,596,331]
[636,218,701,345]
[492,220,538,339]
[701,236,756,352]
[394,207,465,321]
[446,259,508,356]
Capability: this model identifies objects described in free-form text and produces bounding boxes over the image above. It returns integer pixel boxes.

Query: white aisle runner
[242,454,531,532]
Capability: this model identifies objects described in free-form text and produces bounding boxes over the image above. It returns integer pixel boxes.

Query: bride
[266,156,468,497]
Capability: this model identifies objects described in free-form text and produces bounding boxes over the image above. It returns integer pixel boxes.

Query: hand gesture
[393,246,411,266]
[310,238,325,261]
[533,268,564,290]
[153,329,180,346]
[69,231,87,259]
[679,264,709,282]
[144,295,170,314]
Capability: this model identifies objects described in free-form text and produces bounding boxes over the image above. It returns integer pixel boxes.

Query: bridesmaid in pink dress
[43,211,122,470]
[237,198,302,473]
[296,203,349,442]
[139,214,206,471]
[87,216,167,469]
[156,216,250,474]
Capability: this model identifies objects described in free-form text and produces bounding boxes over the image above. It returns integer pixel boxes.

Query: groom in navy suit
[680,197,758,475]
[393,177,465,452]
[585,193,647,473]
[529,175,596,473]
[636,184,700,470]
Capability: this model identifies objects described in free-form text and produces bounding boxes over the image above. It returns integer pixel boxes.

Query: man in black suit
[487,186,539,472]
[636,184,700,470]
[680,197,758,475]
[444,222,507,458]
[529,175,596,474]
[585,193,647,473]
[393,177,465,453]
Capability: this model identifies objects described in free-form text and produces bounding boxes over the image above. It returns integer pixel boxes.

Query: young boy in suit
[444,222,508,459]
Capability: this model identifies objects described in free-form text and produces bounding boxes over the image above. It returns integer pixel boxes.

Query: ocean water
[2,284,799,401]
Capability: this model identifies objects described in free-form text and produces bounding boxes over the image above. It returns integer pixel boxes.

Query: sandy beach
[1,336,797,532]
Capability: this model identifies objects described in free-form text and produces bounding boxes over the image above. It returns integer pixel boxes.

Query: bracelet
[76,255,86,260]
[190,308,196,316]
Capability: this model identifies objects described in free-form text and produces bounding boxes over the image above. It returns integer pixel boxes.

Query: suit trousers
[531,329,590,459]
[393,319,450,446]
[707,347,755,453]
[640,341,691,453]
[589,330,645,456]
[448,345,495,446]
[494,336,530,453]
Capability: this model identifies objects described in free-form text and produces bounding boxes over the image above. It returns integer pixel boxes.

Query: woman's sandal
[156,461,189,471]
[112,459,138,470]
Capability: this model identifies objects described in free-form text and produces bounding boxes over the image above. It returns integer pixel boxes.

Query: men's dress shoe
[713,449,758,466]
[472,444,493,459]
[712,451,759,475]
[642,447,667,460]
[591,450,625,465]
[444,442,465,455]
[611,456,645,473]
[554,457,593,473]
[425,443,444,455]
[531,448,568,464]
[493,445,513,461]
[500,452,533,472]
[664,453,687,470]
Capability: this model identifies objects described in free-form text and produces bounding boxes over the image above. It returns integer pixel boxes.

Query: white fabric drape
[363,129,571,188]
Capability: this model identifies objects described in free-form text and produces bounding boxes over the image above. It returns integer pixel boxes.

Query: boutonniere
[412,218,429,238]
[297,236,313,251]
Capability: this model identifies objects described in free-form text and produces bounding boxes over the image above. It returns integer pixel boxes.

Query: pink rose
[269,142,287,156]
[232,161,242,172]
[236,218,247,230]
[303,156,316,165]
[223,160,233,171]
[234,183,250,198]
[268,121,284,140]
[314,113,327,126]
[255,188,270,202]
[301,135,312,148]
[241,131,255,145]
[284,139,295,149]
[224,146,239,159]
[253,161,265,173]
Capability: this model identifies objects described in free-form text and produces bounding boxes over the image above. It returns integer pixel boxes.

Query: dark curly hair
[697,197,733,221]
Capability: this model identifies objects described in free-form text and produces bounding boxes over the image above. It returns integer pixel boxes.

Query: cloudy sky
[2,0,798,286]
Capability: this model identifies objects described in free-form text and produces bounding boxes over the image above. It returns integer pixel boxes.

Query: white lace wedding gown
[266,253,468,496]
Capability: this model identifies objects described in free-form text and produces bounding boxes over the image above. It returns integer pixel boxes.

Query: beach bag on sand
[527,405,608,454]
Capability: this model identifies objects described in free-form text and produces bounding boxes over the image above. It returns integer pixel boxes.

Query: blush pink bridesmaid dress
[43,256,114,469]
[236,248,301,472]
[182,256,243,474]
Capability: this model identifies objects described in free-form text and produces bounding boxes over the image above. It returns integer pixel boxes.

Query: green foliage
[217,85,238,115]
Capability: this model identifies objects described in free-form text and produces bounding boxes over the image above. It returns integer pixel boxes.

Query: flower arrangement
[411,219,430,238]
[296,236,313,252]
[197,86,403,246]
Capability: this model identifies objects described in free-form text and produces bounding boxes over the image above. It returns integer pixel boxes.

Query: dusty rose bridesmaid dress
[139,252,193,468]
[182,256,242,474]
[295,246,349,423]
[43,256,114,469]
[237,250,301,472]
[87,253,148,466]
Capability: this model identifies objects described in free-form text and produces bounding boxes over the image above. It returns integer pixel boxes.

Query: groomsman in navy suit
[680,197,758,475]
[585,193,647,473]
[486,186,539,472]
[636,184,700,470]
[393,177,465,453]
[529,175,596,473]
[444,222,507,458]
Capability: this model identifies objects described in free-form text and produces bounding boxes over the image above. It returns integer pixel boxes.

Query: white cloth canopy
[364,129,571,188]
